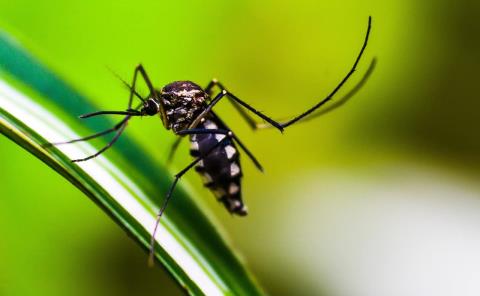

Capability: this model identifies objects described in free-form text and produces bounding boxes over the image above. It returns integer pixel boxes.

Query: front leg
[187,90,229,129]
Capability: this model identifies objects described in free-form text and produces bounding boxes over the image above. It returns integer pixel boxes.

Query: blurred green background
[1,0,479,295]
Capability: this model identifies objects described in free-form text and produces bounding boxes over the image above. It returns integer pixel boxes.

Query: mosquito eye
[144,100,159,115]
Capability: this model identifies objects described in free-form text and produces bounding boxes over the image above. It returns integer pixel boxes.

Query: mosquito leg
[206,82,285,132]
[205,80,259,130]
[283,57,377,125]
[128,64,153,109]
[149,134,229,265]
[70,116,130,162]
[187,90,228,129]
[132,64,167,120]
[280,16,372,128]
[79,109,142,118]
[205,79,284,132]
[205,78,221,95]
[205,16,372,131]
[82,65,147,120]
[208,79,284,131]
[48,65,155,154]
[80,64,155,121]
[224,91,284,132]
[128,66,141,109]
[209,112,263,171]
[45,104,142,147]
[231,134,263,172]
[45,117,130,147]
[255,57,377,128]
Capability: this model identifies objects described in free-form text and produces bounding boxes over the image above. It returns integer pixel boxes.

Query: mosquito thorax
[160,81,208,132]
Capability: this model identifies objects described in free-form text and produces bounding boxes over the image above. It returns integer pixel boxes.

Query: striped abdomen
[189,118,247,216]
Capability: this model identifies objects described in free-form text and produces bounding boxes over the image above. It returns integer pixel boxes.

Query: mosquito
[48,16,374,264]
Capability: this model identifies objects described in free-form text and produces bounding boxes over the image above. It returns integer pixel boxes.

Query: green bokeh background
[0,0,478,295]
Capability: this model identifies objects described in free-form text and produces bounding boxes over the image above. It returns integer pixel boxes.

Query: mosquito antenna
[107,66,146,103]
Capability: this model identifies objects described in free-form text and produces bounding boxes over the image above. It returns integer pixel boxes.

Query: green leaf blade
[0,32,264,296]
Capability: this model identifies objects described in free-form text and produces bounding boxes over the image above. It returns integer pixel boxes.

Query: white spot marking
[225,145,236,159]
[230,163,240,176]
[175,89,201,97]
[153,100,160,109]
[213,188,226,198]
[215,134,226,142]
[204,120,218,130]
[228,199,241,211]
[229,183,240,195]
[201,173,213,184]
[190,141,199,151]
